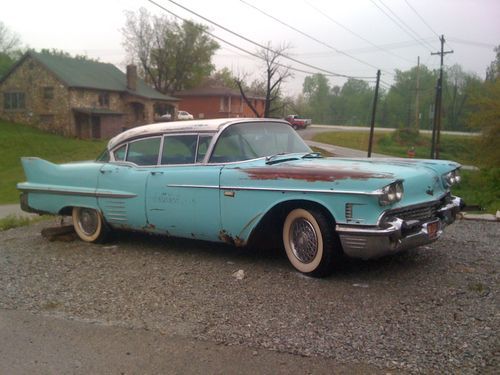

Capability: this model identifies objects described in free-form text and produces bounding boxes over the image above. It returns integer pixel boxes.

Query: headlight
[378,181,404,206]
[443,169,461,188]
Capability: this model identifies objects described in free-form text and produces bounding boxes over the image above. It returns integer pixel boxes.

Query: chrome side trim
[167,184,380,196]
[18,186,137,199]
[336,218,404,236]
[167,184,219,189]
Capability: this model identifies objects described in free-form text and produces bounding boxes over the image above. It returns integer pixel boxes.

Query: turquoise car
[17,118,463,277]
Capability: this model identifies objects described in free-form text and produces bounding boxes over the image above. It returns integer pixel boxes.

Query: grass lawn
[312,130,479,166]
[0,121,106,204]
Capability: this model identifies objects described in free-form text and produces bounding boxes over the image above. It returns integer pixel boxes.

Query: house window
[98,92,110,107]
[43,87,54,99]
[220,97,229,112]
[3,92,26,110]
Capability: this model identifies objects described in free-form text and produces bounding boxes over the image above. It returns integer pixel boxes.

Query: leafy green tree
[302,73,330,123]
[485,45,500,81]
[334,79,374,125]
[379,66,437,129]
[207,67,239,89]
[122,8,219,94]
[442,65,482,131]
[469,49,500,168]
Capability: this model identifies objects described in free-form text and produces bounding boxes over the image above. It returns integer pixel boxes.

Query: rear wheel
[283,208,339,277]
[72,207,108,243]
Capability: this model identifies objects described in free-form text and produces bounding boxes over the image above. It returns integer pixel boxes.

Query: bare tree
[236,42,293,117]
[0,21,21,55]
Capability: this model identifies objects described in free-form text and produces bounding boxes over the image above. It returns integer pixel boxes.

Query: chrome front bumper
[336,196,463,259]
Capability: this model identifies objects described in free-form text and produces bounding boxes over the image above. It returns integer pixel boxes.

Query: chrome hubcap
[79,209,98,235]
[290,218,318,263]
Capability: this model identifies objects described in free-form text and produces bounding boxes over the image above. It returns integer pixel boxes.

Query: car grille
[383,199,444,223]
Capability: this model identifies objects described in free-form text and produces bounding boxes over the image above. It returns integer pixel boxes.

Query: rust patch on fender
[142,223,156,231]
[243,165,393,182]
[219,230,246,247]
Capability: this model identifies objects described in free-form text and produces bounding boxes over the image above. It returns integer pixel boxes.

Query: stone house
[174,86,266,120]
[0,51,178,139]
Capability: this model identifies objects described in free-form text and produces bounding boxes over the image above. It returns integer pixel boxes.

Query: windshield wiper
[302,152,323,159]
[265,153,286,163]
[265,153,300,165]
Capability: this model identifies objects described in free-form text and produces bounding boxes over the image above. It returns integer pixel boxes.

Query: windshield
[209,122,311,163]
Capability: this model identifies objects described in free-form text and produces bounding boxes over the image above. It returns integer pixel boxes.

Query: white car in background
[177,111,194,120]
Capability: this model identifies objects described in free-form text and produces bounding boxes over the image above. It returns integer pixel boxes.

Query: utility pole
[368,70,381,158]
[415,56,420,130]
[430,35,453,159]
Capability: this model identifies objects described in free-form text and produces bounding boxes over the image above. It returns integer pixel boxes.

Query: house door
[91,116,101,138]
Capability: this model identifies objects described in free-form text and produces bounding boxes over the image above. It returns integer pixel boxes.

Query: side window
[97,149,110,162]
[209,132,242,163]
[161,135,197,165]
[113,145,127,161]
[126,137,161,165]
[196,135,213,163]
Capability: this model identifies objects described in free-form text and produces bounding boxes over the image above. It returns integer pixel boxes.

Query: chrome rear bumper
[336,196,463,259]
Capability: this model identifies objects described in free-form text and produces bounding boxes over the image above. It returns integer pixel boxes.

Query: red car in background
[285,115,312,130]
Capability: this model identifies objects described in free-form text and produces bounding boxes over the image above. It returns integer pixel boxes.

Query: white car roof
[107,117,286,150]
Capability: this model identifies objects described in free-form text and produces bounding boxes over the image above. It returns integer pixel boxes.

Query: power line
[378,0,435,51]
[403,0,440,38]
[447,37,496,49]
[370,0,434,52]
[146,0,373,79]
[153,0,375,80]
[294,38,436,58]
[302,0,414,65]
[238,0,403,73]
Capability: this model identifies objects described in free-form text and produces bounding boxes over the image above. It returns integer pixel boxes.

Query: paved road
[306,124,480,137]
[1,308,376,375]
[0,204,33,219]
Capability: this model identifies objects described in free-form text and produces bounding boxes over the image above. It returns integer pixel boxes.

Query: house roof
[175,86,265,100]
[2,51,178,102]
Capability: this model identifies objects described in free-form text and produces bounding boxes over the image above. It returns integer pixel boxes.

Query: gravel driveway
[1,219,498,373]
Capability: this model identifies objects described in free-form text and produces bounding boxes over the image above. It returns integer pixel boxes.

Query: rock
[352,283,369,288]
[232,269,245,280]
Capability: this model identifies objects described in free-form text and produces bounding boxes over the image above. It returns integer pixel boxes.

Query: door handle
[151,171,164,175]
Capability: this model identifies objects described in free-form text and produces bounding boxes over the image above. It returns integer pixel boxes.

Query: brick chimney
[126,64,137,91]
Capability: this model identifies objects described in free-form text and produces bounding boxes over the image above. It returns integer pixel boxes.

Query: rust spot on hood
[243,165,393,182]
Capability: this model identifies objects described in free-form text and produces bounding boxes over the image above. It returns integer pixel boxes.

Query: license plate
[427,221,440,239]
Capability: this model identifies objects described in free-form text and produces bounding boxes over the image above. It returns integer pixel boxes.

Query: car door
[146,134,222,240]
[97,136,161,229]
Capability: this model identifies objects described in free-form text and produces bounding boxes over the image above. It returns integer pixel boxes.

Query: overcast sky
[3,0,499,94]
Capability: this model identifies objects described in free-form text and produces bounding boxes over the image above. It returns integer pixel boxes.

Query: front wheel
[72,207,108,243]
[283,208,340,277]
